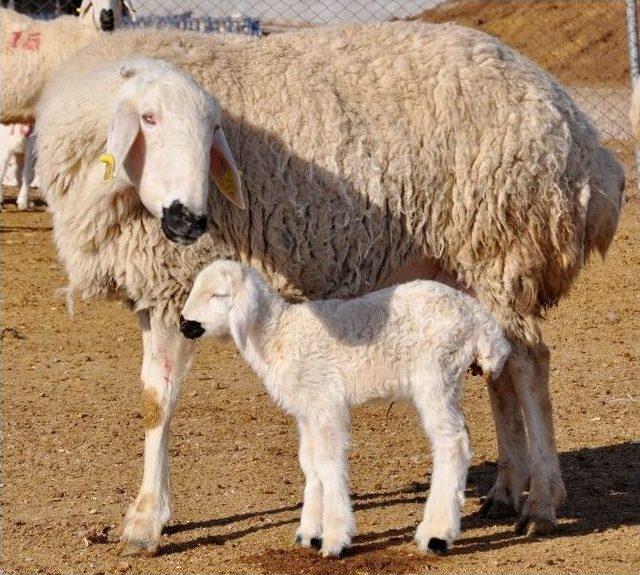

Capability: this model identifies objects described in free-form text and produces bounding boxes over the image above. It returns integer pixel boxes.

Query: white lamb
[0,123,34,210]
[180,260,512,557]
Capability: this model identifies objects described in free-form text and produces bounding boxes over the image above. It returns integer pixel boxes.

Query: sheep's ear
[77,0,92,17]
[210,125,244,209]
[106,100,141,185]
[122,0,137,22]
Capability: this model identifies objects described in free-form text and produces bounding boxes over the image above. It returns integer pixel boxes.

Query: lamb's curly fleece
[0,7,107,123]
[36,22,624,343]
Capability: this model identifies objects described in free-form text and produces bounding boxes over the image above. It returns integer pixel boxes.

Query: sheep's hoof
[515,514,557,537]
[478,497,517,518]
[116,539,158,557]
[427,537,448,556]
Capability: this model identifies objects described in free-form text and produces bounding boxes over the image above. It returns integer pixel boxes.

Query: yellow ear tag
[99,153,115,182]
[221,169,236,195]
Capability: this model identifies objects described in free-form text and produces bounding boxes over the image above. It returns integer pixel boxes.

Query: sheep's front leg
[414,375,472,555]
[119,310,194,556]
[0,144,11,209]
[295,418,323,548]
[16,135,35,211]
[313,411,355,558]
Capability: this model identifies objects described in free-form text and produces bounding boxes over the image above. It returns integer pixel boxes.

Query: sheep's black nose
[180,315,205,340]
[100,9,115,31]
[161,201,207,245]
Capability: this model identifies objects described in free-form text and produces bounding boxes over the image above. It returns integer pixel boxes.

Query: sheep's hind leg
[118,310,195,556]
[511,341,566,536]
[479,372,530,518]
[294,418,324,549]
[414,373,472,555]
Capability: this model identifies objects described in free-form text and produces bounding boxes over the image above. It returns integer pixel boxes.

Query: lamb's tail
[472,316,511,381]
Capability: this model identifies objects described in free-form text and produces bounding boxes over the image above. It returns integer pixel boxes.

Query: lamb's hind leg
[118,310,195,556]
[511,341,566,535]
[479,373,530,518]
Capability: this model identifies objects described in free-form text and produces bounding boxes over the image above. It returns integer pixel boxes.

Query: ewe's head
[105,58,243,245]
[78,0,135,32]
[180,260,246,341]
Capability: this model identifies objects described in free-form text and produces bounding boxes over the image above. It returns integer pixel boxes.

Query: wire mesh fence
[2,0,638,190]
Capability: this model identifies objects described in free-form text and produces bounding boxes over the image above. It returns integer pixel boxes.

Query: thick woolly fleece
[0,7,104,123]
[35,22,624,341]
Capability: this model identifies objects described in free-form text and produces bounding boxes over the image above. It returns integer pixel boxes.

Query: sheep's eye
[141,113,156,125]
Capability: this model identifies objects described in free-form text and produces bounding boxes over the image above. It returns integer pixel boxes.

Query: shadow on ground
[156,442,639,574]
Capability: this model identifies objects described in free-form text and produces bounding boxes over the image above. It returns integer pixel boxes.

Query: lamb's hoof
[478,497,517,518]
[427,537,448,556]
[515,514,557,537]
[116,539,158,557]
[295,533,322,550]
[320,541,346,558]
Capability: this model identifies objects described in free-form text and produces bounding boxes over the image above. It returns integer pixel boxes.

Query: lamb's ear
[105,100,141,185]
[77,0,92,17]
[228,268,256,348]
[122,0,137,22]
[210,125,244,209]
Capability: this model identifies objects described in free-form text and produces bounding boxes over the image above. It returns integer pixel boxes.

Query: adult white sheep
[35,23,624,555]
[0,122,34,210]
[0,0,135,124]
[180,259,512,557]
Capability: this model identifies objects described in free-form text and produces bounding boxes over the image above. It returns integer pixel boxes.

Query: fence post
[626,0,640,191]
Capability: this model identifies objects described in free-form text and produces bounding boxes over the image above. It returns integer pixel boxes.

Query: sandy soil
[1,188,638,575]
[418,0,633,88]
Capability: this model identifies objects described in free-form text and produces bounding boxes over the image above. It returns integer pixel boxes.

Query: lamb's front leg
[119,310,194,556]
[295,418,323,548]
[414,375,472,555]
[313,411,355,558]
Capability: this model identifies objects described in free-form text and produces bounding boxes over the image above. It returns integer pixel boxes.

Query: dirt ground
[419,0,632,87]
[1,185,639,575]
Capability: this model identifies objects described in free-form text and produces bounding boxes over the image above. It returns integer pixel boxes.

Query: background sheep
[0,1,135,123]
[0,122,34,210]
[0,1,134,210]
[180,259,512,557]
[35,22,624,555]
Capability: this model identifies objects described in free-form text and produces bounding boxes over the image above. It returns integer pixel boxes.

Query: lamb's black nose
[180,315,205,339]
[100,9,115,31]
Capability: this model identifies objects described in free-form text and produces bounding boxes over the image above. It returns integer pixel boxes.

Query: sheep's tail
[473,316,511,381]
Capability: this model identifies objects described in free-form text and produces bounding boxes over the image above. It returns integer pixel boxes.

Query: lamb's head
[104,58,244,245]
[78,0,136,32]
[180,260,246,341]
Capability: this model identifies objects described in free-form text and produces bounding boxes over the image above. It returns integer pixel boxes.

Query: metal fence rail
[3,0,638,191]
